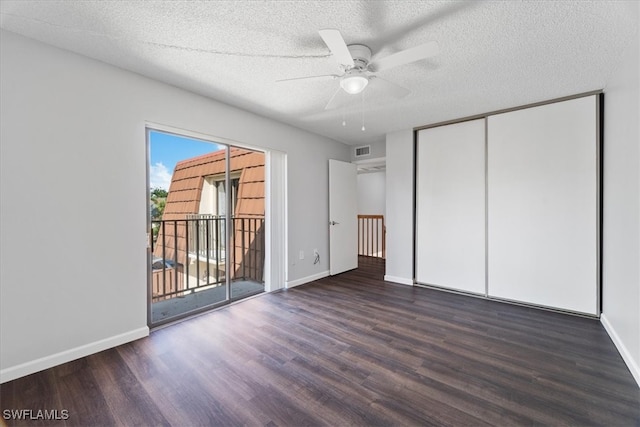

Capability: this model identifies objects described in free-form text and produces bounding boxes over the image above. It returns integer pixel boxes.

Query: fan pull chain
[361,91,366,131]
[342,105,346,127]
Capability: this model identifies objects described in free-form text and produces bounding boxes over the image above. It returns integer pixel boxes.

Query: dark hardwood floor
[2,257,639,426]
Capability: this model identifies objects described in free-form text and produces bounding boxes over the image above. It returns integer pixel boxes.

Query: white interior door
[329,159,358,275]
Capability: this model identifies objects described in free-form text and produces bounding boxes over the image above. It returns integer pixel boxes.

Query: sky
[149,130,224,190]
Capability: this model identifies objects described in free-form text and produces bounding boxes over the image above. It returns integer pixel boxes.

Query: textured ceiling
[0,1,637,146]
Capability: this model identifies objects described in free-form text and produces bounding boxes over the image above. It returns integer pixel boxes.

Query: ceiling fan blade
[368,76,411,99]
[319,29,354,68]
[324,86,345,110]
[276,74,340,83]
[369,41,439,72]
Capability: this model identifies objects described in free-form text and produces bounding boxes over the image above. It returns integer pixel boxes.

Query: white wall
[357,172,386,215]
[0,30,349,382]
[601,1,640,386]
[384,130,414,285]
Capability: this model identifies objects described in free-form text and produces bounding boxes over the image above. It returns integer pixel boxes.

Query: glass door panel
[148,130,229,325]
[228,148,265,300]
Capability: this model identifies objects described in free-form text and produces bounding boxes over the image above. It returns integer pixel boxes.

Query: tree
[150,187,167,221]
[151,187,168,199]
[150,199,166,220]
[150,187,168,245]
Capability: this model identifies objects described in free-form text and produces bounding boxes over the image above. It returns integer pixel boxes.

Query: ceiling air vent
[354,145,371,158]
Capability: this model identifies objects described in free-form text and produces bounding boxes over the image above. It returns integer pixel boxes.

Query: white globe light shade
[340,75,369,94]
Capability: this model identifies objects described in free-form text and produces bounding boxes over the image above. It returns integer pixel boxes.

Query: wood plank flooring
[2,257,639,426]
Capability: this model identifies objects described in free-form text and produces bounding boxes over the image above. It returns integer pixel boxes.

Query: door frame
[145,122,286,328]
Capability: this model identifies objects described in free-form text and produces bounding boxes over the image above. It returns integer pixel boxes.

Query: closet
[415,94,600,316]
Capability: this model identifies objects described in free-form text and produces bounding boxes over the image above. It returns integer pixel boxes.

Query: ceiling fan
[278,29,439,110]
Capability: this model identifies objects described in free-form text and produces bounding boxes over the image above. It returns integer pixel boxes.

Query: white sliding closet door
[487,95,598,315]
[416,119,486,294]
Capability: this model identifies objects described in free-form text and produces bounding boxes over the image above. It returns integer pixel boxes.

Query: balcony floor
[151,279,264,323]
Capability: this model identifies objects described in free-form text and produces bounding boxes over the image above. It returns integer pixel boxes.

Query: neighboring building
[151,147,265,300]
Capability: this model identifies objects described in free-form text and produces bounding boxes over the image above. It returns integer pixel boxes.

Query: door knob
[329,221,340,226]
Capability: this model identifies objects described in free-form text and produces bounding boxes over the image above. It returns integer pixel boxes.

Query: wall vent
[354,145,371,157]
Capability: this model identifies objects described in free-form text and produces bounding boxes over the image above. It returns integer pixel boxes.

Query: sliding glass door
[147,129,265,326]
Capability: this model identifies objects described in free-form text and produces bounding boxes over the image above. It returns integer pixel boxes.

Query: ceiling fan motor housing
[347,44,372,70]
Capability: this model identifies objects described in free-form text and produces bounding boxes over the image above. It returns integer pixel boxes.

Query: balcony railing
[185,214,224,258]
[358,214,385,259]
[150,216,265,301]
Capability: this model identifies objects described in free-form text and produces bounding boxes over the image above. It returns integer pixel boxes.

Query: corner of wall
[601,314,640,386]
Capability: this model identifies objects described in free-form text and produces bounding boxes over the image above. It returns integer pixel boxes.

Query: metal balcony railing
[150,216,265,301]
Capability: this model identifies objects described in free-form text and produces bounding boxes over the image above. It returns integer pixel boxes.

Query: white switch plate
[299,250,304,260]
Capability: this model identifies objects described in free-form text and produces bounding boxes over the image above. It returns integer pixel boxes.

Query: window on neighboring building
[200,173,240,217]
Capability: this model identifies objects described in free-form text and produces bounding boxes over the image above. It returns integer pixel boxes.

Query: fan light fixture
[340,75,369,94]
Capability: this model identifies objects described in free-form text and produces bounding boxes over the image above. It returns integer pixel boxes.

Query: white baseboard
[0,326,149,384]
[601,313,640,388]
[384,275,413,286]
[286,270,330,288]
